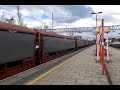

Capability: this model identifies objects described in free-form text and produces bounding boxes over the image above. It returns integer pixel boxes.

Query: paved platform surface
[105,46,120,85]
[0,46,88,85]
[27,45,108,85]
[0,45,110,85]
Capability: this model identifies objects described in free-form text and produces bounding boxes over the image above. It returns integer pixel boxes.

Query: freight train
[0,22,95,80]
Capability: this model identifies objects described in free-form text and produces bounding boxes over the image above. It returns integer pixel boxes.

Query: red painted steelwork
[41,49,75,64]
[38,32,43,64]
[0,56,35,80]
[22,56,36,70]
[38,30,76,64]
[39,30,75,40]
[0,23,94,80]
[101,19,105,75]
[0,22,37,34]
[6,65,23,77]
[75,39,77,50]
[0,71,6,80]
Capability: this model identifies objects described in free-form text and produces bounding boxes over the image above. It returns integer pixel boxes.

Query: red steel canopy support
[100,34,102,65]
[101,19,105,75]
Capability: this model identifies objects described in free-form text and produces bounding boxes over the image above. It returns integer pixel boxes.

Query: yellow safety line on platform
[25,51,82,85]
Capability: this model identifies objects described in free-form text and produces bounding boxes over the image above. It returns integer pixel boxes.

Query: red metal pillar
[101,19,105,75]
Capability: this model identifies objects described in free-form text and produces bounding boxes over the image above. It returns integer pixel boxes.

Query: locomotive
[0,22,95,80]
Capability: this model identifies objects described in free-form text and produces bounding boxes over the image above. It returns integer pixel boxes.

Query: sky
[0,5,120,40]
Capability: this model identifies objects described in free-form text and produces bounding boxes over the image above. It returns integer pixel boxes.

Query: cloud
[42,14,49,19]
[0,5,94,27]
[50,5,94,23]
[0,5,120,39]
[20,5,94,24]
[89,5,120,25]
[18,5,94,28]
[58,5,93,18]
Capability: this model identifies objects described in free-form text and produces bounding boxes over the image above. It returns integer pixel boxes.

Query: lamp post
[96,28,101,62]
[91,11,102,62]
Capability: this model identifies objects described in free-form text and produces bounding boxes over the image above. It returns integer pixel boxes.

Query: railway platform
[105,47,120,85]
[0,45,110,85]
[27,45,109,85]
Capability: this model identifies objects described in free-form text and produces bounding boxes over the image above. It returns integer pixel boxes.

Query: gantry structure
[46,25,120,33]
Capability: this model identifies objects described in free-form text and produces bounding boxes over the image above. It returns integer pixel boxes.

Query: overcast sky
[0,5,120,39]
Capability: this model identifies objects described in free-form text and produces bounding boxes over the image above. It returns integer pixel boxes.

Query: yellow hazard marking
[25,50,83,85]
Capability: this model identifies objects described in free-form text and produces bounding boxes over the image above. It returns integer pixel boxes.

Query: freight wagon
[0,22,95,80]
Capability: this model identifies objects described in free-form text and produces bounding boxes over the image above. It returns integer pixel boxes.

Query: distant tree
[33,26,42,31]
[7,16,16,24]
[43,25,49,29]
[0,11,16,24]
[43,25,49,32]
[19,17,27,27]
[0,11,6,22]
